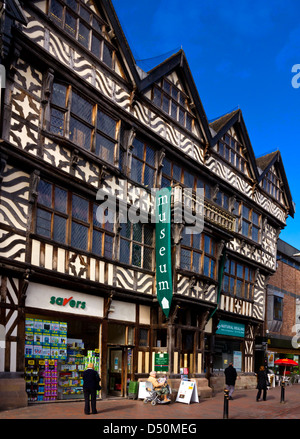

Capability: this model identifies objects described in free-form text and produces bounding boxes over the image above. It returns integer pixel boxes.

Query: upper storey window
[49,81,119,166]
[49,0,114,70]
[262,169,282,202]
[217,134,247,175]
[152,79,194,132]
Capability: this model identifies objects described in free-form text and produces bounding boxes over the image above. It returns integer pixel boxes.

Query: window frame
[119,221,154,270]
[217,134,247,175]
[35,179,115,258]
[223,258,255,301]
[48,0,116,71]
[238,202,261,243]
[130,138,157,188]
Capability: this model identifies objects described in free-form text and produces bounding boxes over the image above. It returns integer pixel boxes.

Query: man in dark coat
[256,366,268,401]
[83,363,101,415]
[224,362,237,400]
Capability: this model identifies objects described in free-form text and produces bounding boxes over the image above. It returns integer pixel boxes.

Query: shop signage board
[26,283,104,317]
[154,353,169,372]
[233,351,242,371]
[176,380,199,404]
[155,187,173,318]
[216,320,245,337]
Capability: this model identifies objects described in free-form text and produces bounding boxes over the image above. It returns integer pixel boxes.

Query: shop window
[35,179,115,257]
[48,0,116,71]
[49,81,120,166]
[213,339,242,372]
[119,221,154,270]
[130,138,156,188]
[180,229,216,279]
[273,296,283,321]
[223,258,255,300]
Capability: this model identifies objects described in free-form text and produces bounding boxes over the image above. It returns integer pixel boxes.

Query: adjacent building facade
[0,0,295,408]
[264,239,300,376]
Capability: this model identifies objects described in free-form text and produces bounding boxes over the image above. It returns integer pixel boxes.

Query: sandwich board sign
[138,381,151,399]
[176,380,199,404]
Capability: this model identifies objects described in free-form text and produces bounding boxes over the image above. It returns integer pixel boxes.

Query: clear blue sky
[112,0,300,250]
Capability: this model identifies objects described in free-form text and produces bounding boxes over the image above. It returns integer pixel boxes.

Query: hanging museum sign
[155,187,173,318]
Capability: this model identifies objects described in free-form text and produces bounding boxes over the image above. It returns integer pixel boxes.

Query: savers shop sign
[50,296,86,310]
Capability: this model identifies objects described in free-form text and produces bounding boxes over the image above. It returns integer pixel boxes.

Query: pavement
[0,383,299,422]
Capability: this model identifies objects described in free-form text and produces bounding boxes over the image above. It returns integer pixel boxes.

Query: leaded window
[48,0,115,70]
[49,82,119,165]
[130,138,156,188]
[119,221,154,270]
[223,259,255,300]
[180,229,216,279]
[36,179,114,257]
[217,134,247,175]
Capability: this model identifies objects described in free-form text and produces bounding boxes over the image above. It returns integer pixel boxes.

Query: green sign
[154,353,169,372]
[155,188,173,318]
[216,320,245,337]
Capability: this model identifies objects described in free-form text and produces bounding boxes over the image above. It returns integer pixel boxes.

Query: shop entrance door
[108,347,132,397]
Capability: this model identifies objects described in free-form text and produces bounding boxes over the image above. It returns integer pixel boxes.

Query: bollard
[223,388,229,419]
[280,380,285,404]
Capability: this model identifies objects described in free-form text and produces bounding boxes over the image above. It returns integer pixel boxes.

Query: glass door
[108,348,123,396]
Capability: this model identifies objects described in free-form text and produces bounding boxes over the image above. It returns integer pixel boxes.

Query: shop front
[24,282,104,403]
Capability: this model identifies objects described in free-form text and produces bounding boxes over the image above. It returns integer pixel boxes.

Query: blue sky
[112,0,300,250]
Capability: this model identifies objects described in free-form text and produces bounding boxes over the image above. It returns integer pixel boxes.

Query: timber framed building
[0,0,295,407]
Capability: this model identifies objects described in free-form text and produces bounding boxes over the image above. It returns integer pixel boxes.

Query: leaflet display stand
[176,380,199,404]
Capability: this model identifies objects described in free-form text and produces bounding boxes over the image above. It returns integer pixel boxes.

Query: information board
[176,380,199,404]
[154,353,169,372]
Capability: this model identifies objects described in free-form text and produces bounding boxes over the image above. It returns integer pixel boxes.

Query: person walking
[224,362,237,400]
[256,366,269,402]
[83,363,101,415]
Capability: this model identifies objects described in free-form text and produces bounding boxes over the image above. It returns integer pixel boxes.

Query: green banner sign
[216,320,245,337]
[155,187,173,318]
[154,353,169,372]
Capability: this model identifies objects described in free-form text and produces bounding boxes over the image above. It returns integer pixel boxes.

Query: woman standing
[256,366,268,402]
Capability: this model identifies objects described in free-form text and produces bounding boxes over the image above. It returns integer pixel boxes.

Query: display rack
[58,340,85,399]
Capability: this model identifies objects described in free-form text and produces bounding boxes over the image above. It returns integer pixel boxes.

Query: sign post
[155,187,173,318]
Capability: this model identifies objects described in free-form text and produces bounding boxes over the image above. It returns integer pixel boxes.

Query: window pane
[144,165,154,187]
[203,255,210,277]
[242,220,249,236]
[52,83,67,107]
[162,158,171,176]
[236,279,243,297]
[97,111,116,138]
[70,117,92,149]
[120,222,131,239]
[93,17,102,34]
[96,133,115,164]
[184,170,194,188]
[79,5,90,22]
[131,158,143,184]
[173,164,181,182]
[120,238,130,263]
[242,205,250,220]
[72,194,89,222]
[50,0,63,26]
[78,21,90,48]
[132,243,142,267]
[103,42,113,68]
[252,211,259,226]
[104,234,113,259]
[50,108,65,136]
[71,221,88,250]
[179,108,185,125]
[252,226,259,242]
[54,187,67,213]
[223,275,229,292]
[36,208,51,237]
[186,114,192,131]
[133,223,142,243]
[38,180,52,207]
[65,11,76,38]
[146,146,156,167]
[92,229,103,256]
[193,252,201,273]
[171,101,177,119]
[162,95,170,113]
[91,34,101,57]
[192,232,201,250]
[71,93,93,122]
[204,235,211,254]
[153,87,161,106]
[132,138,144,160]
[163,80,171,94]
[144,226,153,246]
[236,264,243,278]
[143,247,153,270]
[53,215,66,244]
[180,248,191,270]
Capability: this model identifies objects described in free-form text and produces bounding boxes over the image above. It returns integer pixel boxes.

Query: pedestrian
[224,362,237,400]
[256,365,269,402]
[83,363,101,415]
